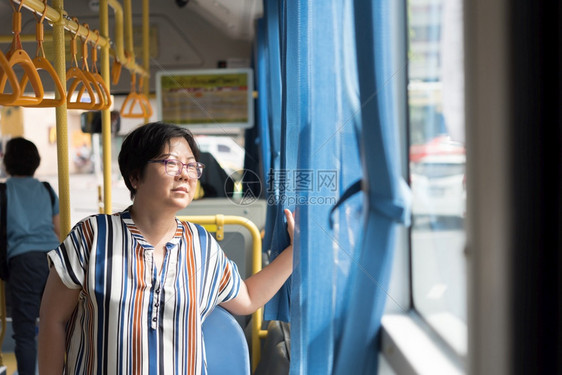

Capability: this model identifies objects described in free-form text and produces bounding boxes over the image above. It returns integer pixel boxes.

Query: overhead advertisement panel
[156,68,254,129]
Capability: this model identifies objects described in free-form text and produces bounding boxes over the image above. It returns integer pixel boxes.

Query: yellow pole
[143,0,151,123]
[143,0,150,76]
[52,0,71,237]
[107,0,148,77]
[14,0,110,47]
[123,0,135,60]
[100,0,112,214]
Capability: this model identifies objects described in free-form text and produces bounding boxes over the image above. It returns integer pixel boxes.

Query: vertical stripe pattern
[48,211,241,375]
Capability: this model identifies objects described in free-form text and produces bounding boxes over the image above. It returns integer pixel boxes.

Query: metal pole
[143,0,151,122]
[52,0,70,237]
[99,0,112,214]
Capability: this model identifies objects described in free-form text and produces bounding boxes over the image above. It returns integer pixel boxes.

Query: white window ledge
[381,314,465,375]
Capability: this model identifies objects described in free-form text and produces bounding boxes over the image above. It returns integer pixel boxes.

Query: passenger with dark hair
[1,137,60,375]
[198,151,236,198]
[38,122,294,375]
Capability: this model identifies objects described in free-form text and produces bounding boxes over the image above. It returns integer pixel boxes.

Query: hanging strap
[329,179,362,229]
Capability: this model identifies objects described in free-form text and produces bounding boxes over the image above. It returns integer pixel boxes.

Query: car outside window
[407,0,467,358]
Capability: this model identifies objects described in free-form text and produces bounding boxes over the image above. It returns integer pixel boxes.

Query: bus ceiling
[0,0,261,94]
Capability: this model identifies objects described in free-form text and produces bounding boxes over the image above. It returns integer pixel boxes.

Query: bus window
[194,135,245,177]
[407,0,467,358]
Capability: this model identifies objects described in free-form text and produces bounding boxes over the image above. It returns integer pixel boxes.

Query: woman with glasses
[38,122,295,375]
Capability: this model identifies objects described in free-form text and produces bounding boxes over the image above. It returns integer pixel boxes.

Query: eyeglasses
[148,159,205,179]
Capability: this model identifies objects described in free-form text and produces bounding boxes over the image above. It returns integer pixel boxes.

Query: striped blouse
[47,211,242,375]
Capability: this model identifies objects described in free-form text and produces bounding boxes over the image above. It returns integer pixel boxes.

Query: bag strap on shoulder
[0,182,8,266]
[42,181,56,206]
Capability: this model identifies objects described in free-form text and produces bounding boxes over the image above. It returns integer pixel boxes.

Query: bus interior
[0,0,560,374]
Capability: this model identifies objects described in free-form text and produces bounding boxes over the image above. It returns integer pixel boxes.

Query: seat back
[203,306,251,375]
[178,199,267,280]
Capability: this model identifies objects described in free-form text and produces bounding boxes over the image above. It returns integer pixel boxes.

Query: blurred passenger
[38,122,294,375]
[197,151,236,198]
[72,142,94,173]
[2,137,60,375]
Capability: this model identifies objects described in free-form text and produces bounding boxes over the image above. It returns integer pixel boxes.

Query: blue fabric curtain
[255,19,270,178]
[259,0,293,322]
[261,0,282,252]
[245,20,270,200]
[286,1,365,373]
[332,2,411,372]
[257,0,410,373]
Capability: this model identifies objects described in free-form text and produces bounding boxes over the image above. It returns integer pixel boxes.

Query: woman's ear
[129,174,139,190]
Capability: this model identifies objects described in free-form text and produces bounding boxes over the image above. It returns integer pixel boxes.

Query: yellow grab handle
[0,50,21,105]
[82,70,105,110]
[67,67,97,110]
[92,72,112,110]
[19,56,66,107]
[120,92,150,118]
[0,49,44,106]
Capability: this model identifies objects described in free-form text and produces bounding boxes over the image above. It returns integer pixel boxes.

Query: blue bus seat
[203,306,250,375]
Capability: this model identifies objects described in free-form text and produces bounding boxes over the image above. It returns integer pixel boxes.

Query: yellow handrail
[177,215,268,372]
[11,0,148,78]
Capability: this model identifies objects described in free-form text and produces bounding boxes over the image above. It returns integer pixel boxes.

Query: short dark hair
[3,137,41,176]
[118,122,200,199]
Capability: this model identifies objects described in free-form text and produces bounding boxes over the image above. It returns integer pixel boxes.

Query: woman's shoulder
[72,212,122,229]
[177,219,213,238]
[6,177,54,196]
[5,176,39,187]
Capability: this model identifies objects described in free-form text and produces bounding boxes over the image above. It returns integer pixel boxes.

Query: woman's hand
[284,208,295,246]
[221,208,296,316]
